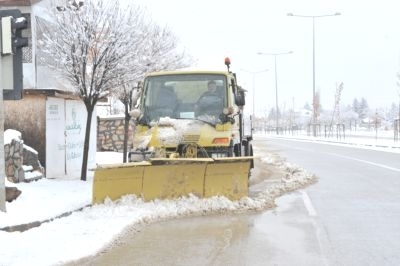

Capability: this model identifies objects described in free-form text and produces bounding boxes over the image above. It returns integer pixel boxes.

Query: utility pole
[0,9,28,211]
[1,50,6,212]
[287,12,341,136]
[257,51,293,135]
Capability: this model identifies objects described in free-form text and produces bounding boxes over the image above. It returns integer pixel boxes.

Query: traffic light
[11,16,28,53]
[1,16,12,54]
[1,9,28,100]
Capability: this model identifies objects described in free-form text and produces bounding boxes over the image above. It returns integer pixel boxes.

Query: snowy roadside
[0,147,316,266]
[0,151,125,230]
[1,176,93,230]
[256,131,400,153]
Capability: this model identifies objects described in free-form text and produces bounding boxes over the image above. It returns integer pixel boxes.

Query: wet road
[75,195,327,266]
[260,136,400,265]
[73,136,400,265]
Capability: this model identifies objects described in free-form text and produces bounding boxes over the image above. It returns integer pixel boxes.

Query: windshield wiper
[164,116,215,127]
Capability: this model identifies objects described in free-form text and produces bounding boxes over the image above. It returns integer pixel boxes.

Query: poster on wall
[65,100,97,178]
[46,97,96,179]
[46,97,66,178]
[65,101,85,177]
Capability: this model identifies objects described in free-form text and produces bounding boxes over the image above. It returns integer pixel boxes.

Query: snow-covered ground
[262,128,400,151]
[1,129,399,266]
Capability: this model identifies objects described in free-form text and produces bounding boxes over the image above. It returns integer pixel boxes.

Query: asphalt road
[256,136,400,266]
[71,136,400,266]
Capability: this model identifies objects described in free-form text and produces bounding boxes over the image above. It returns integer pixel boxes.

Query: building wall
[4,94,46,166]
[4,94,97,178]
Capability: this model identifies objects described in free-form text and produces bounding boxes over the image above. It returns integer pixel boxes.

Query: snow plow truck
[93,58,254,204]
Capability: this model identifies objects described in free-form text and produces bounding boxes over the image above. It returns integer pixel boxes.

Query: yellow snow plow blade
[92,157,252,204]
[204,157,251,200]
[92,161,150,203]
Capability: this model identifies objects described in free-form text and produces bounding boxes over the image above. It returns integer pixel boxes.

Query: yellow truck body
[93,60,254,203]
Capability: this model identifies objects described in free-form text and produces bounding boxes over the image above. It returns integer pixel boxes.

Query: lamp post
[0,53,5,212]
[287,12,341,137]
[257,51,293,135]
[240,68,268,119]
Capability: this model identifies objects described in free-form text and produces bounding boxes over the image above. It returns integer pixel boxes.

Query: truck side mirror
[234,90,245,106]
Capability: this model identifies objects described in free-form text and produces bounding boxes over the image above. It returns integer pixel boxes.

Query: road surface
[70,136,400,266]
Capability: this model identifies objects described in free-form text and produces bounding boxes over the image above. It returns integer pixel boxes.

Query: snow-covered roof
[23,89,81,100]
[146,69,230,77]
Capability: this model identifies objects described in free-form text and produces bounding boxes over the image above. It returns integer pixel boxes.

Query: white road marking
[301,191,317,216]
[327,153,400,172]
[300,192,330,265]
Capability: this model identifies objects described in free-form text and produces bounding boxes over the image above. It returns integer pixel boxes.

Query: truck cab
[130,68,252,164]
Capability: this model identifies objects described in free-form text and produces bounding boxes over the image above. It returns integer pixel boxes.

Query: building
[1,0,96,179]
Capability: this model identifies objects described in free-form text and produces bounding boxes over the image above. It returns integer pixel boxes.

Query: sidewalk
[0,152,122,231]
[0,173,93,231]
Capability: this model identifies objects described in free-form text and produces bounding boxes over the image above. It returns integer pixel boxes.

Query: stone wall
[97,115,135,152]
[4,138,24,183]
[4,132,44,183]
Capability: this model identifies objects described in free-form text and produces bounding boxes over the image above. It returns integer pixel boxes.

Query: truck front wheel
[233,143,241,157]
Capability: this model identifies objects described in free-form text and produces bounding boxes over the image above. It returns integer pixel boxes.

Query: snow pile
[258,153,317,199]
[3,129,22,145]
[67,153,315,263]
[21,165,43,181]
[135,117,208,149]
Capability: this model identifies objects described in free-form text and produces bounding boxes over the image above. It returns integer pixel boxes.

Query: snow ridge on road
[66,152,317,265]
[1,149,317,266]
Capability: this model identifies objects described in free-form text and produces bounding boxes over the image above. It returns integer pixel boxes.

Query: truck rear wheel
[248,144,254,168]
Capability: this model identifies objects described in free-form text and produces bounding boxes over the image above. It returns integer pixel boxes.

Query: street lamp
[240,68,268,119]
[287,12,341,136]
[257,51,293,135]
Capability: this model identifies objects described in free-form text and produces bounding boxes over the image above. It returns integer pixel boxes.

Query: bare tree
[40,0,148,180]
[112,22,192,162]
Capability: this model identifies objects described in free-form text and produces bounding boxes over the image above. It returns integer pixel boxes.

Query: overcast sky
[133,0,400,114]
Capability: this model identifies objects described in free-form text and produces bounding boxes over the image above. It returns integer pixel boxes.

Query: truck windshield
[141,74,227,124]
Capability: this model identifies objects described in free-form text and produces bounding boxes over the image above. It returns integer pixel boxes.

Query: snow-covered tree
[359,98,370,119]
[387,102,398,122]
[40,0,152,180]
[396,71,400,120]
[342,107,359,130]
[352,97,369,120]
[112,21,191,162]
[303,102,311,111]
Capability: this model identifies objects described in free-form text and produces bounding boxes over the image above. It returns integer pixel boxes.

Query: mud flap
[92,157,253,204]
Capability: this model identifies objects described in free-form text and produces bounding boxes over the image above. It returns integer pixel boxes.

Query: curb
[0,204,91,233]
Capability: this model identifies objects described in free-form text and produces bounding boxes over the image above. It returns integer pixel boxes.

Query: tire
[249,143,253,156]
[249,144,254,168]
